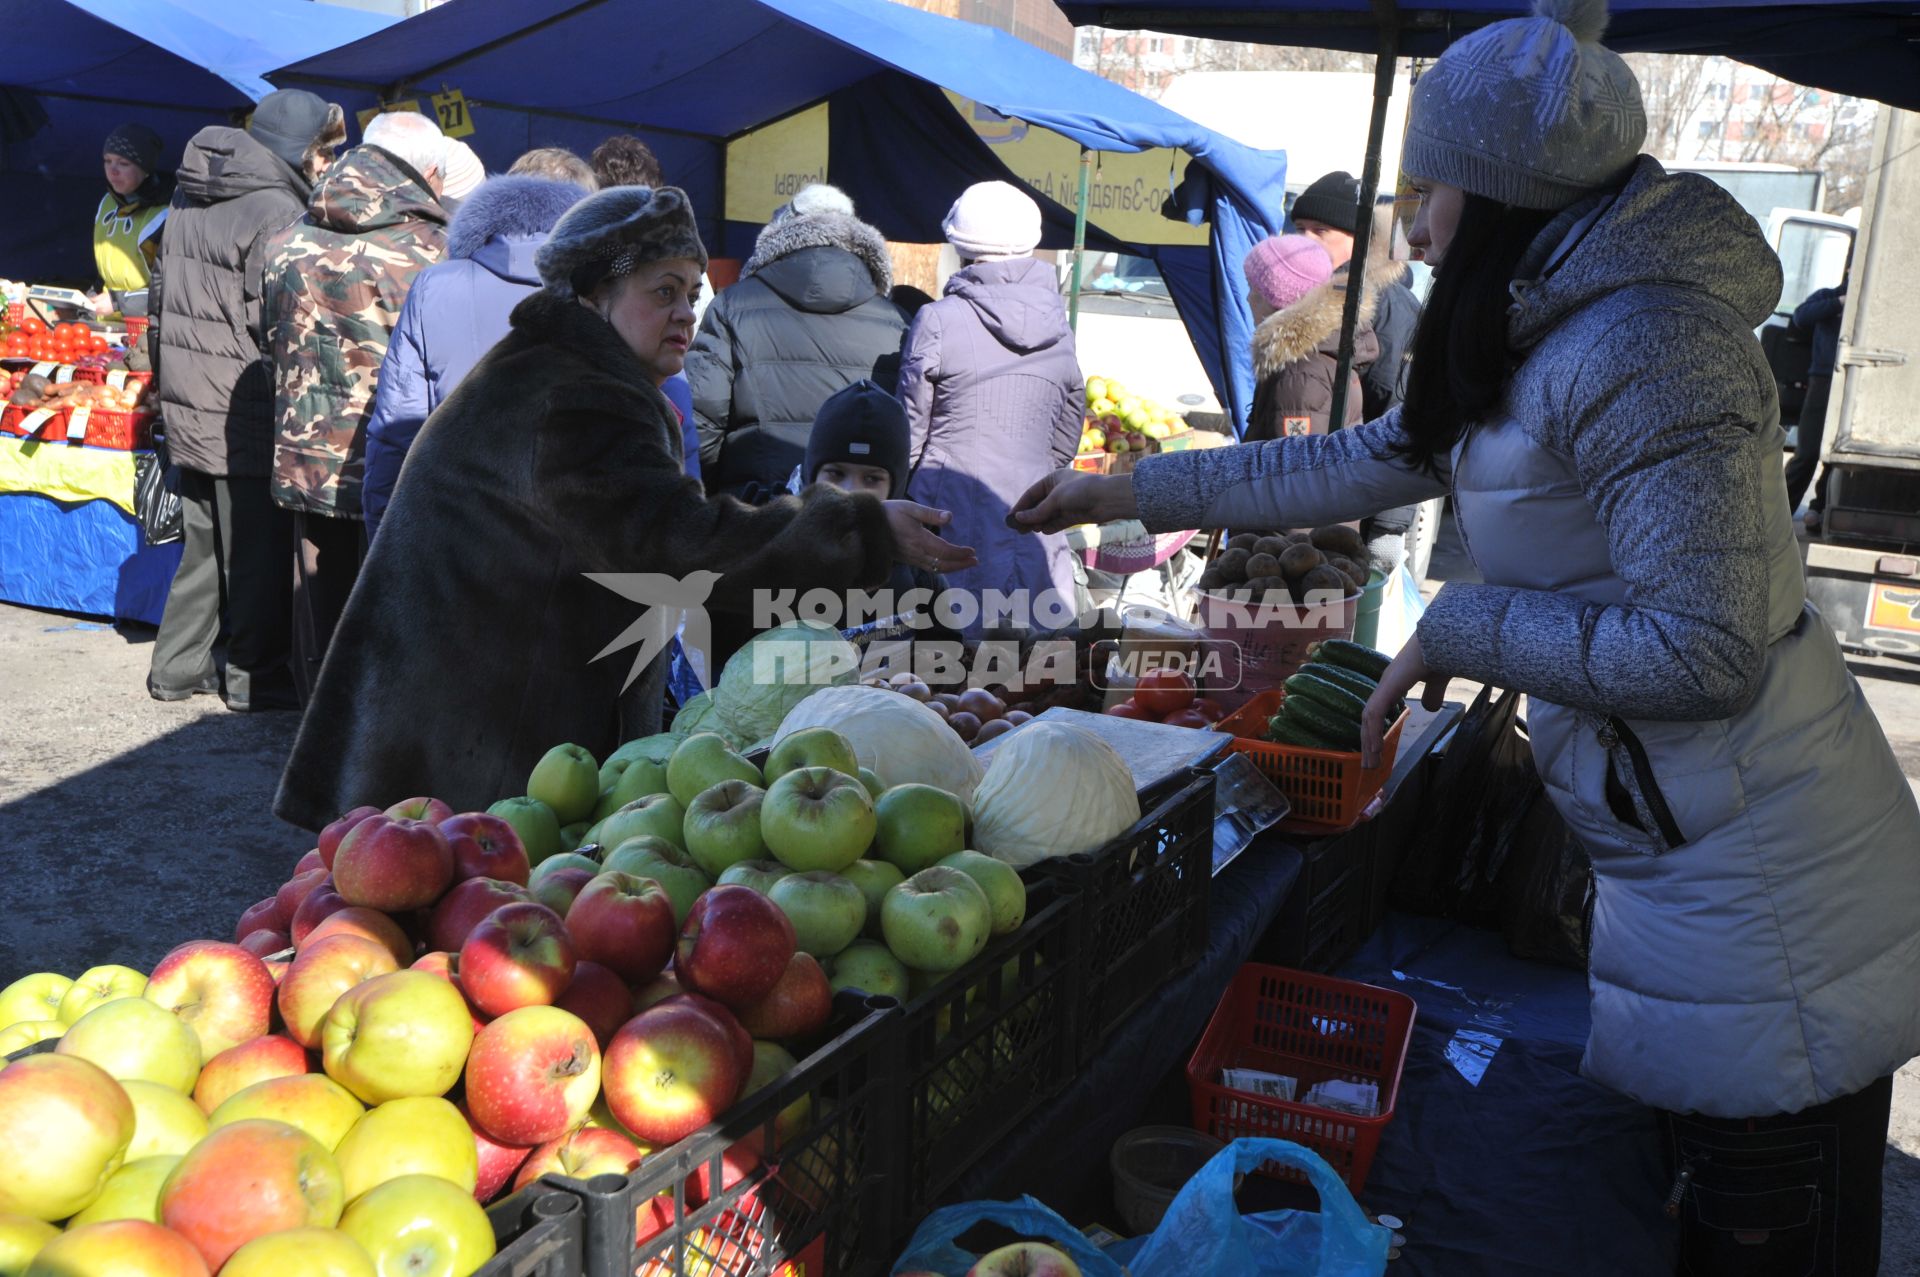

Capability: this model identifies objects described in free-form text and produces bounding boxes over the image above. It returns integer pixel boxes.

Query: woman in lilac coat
[898,182,1084,637]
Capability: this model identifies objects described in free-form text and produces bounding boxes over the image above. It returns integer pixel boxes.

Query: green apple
[596,793,686,853]
[856,768,885,800]
[119,1079,208,1160]
[881,867,991,973]
[486,798,563,867]
[682,780,767,877]
[761,768,876,873]
[529,852,601,885]
[744,1042,811,1146]
[767,872,866,958]
[838,860,905,939]
[872,784,967,875]
[66,1155,179,1226]
[828,942,909,1000]
[57,966,148,1026]
[558,822,588,854]
[605,757,670,813]
[666,734,763,808]
[0,1021,65,1054]
[57,996,202,1093]
[765,728,859,785]
[601,838,712,925]
[0,1214,59,1273]
[337,1175,494,1277]
[936,850,1027,936]
[599,734,682,791]
[0,973,72,1026]
[716,860,794,895]
[527,743,601,825]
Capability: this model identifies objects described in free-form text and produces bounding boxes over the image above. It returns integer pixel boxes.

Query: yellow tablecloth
[0,437,138,517]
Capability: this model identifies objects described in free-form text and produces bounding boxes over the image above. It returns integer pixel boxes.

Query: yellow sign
[431,89,475,139]
[1867,582,1920,633]
[942,90,1207,247]
[725,103,831,225]
[355,100,422,135]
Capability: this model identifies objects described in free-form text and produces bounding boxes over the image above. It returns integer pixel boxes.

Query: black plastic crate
[480,1187,587,1277]
[1035,770,1215,1059]
[894,876,1083,1230]
[544,991,899,1277]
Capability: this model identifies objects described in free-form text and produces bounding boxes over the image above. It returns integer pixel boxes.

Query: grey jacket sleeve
[1130,407,1450,532]
[897,307,940,468]
[686,301,736,470]
[1418,308,1772,721]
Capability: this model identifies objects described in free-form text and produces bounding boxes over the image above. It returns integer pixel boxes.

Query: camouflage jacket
[265,144,448,517]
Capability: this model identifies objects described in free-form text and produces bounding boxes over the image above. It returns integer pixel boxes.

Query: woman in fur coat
[1243,232,1391,441]
[275,185,974,830]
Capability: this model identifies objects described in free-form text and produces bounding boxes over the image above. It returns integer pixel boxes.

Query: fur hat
[1244,234,1333,311]
[773,183,855,224]
[536,185,708,298]
[1402,0,1647,210]
[943,181,1042,260]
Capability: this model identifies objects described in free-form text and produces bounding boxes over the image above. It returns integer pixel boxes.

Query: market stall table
[0,437,178,623]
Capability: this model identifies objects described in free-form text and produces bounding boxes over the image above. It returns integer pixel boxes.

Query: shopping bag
[889,1196,1126,1276]
[1119,1139,1389,1277]
[133,432,182,546]
[1498,788,1594,971]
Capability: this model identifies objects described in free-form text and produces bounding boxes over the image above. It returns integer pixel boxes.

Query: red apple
[440,813,531,886]
[193,1034,308,1113]
[463,1006,601,1146]
[566,872,676,985]
[333,817,453,913]
[530,867,595,917]
[734,952,832,1040]
[240,930,291,959]
[631,970,683,1014]
[145,940,276,1060]
[459,903,575,1018]
[319,806,383,870]
[294,849,326,876]
[602,1001,746,1146]
[159,1119,345,1270]
[290,878,350,946]
[458,1100,533,1204]
[428,878,535,955]
[688,1143,761,1209]
[553,961,631,1049]
[662,993,753,1077]
[278,934,400,1048]
[275,869,329,924]
[235,898,288,944]
[385,796,455,824]
[675,885,797,1010]
[304,907,413,967]
[512,1125,644,1192]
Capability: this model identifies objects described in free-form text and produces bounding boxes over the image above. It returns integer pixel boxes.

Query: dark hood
[307,144,447,236]
[1510,156,1784,351]
[943,256,1068,354]
[745,212,894,315]
[174,126,307,206]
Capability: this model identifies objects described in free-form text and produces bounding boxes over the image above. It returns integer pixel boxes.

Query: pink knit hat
[1243,234,1333,311]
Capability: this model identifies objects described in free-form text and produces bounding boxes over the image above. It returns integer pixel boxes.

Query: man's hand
[1362,633,1449,768]
[884,500,978,572]
[1007,470,1139,535]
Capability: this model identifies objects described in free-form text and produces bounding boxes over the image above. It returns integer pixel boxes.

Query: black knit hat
[1290,171,1362,233]
[103,124,163,174]
[806,380,910,498]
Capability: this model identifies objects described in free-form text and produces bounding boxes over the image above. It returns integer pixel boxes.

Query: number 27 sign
[432,89,475,139]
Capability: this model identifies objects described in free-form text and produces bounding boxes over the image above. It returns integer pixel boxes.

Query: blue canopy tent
[0,0,396,281]
[269,0,1291,431]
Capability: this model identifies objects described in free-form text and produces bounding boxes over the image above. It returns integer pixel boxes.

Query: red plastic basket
[1187,963,1415,1192]
[1,403,67,441]
[64,405,155,450]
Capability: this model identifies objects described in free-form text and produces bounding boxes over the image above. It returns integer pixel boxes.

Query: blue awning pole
[1327,0,1400,430]
[1069,145,1092,331]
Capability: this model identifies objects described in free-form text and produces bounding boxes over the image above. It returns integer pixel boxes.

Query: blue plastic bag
[1120,1139,1389,1277]
[890,1197,1125,1276]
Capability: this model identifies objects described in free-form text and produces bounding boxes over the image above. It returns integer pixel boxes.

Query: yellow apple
[0,1054,135,1221]
[321,972,474,1105]
[338,1175,494,1277]
[0,1213,60,1276]
[222,1228,375,1277]
[67,1156,181,1227]
[208,1074,364,1152]
[58,966,148,1026]
[120,1081,209,1161]
[0,975,72,1027]
[57,998,201,1094]
[0,1022,65,1055]
[334,1097,478,1201]
[25,1220,208,1277]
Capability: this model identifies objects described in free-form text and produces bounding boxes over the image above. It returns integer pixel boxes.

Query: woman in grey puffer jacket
[1014,2,1919,1271]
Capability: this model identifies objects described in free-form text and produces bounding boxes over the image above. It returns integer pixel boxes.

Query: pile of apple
[1077,374,1185,457]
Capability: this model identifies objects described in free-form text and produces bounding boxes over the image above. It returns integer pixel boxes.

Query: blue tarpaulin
[271,0,1291,431]
[1054,0,1920,112]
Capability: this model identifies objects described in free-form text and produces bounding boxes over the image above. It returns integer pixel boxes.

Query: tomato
[19,318,46,336]
[1134,669,1197,717]
[1163,707,1213,729]
[1190,697,1227,723]
[1105,700,1149,720]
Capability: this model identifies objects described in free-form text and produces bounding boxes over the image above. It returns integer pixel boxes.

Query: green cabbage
[713,621,860,747]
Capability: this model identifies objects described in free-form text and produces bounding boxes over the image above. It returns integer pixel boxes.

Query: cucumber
[1300,660,1379,700]
[1281,696,1363,750]
[1284,671,1370,723]
[1267,713,1343,750]
[1311,638,1393,681]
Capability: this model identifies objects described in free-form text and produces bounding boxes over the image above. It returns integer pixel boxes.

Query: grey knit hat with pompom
[536,184,708,298]
[1401,0,1647,210]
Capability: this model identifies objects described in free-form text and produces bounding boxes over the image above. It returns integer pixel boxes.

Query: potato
[1300,564,1352,600]
[1226,532,1261,552]
[1247,576,1292,605]
[1325,555,1369,591]
[1309,524,1368,561]
[1214,546,1252,579]
[1197,566,1229,592]
[1243,552,1281,580]
[1278,543,1326,581]
[1254,536,1292,558]
[1285,531,1314,544]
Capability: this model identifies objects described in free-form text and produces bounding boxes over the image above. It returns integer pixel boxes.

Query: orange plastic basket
[1211,689,1405,829]
[1187,963,1416,1192]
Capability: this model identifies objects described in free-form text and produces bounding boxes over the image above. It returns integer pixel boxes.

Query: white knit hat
[942,181,1042,260]
[439,140,485,201]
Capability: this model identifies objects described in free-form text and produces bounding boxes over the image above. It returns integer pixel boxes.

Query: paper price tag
[54,364,74,383]
[21,408,55,434]
[66,406,89,441]
[29,361,54,378]
[106,369,128,390]
[431,89,474,139]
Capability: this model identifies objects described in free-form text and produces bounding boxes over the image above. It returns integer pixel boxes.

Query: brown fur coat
[1247,249,1403,441]
[275,289,893,830]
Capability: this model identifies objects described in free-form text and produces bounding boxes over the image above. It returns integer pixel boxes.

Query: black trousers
[291,511,367,706]
[148,469,294,703]
[1784,373,1835,516]
[1662,1074,1892,1276]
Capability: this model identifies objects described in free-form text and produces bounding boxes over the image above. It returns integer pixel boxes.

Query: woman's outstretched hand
[1007,470,1139,535]
[1362,633,1450,768]
[884,500,978,572]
